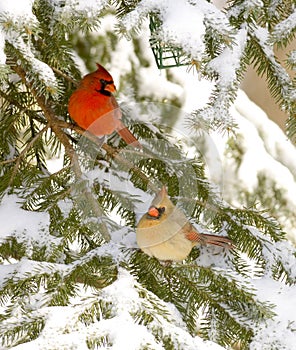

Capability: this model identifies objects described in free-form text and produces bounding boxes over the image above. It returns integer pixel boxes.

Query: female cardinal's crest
[151,186,168,207]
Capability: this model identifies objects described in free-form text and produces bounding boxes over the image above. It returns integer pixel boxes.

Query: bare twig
[0,89,45,123]
[7,124,49,186]
[56,119,159,192]
[13,65,82,174]
[51,66,79,86]
[11,64,111,242]
[0,158,19,165]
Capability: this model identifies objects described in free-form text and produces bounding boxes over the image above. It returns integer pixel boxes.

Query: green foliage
[0,0,295,349]
[226,0,296,140]
[128,250,273,348]
[118,0,296,136]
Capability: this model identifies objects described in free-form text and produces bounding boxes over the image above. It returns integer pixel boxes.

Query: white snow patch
[0,195,49,243]
[161,1,205,60]
[0,0,35,20]
[0,195,61,257]
[207,28,247,86]
[252,278,296,349]
[0,29,6,64]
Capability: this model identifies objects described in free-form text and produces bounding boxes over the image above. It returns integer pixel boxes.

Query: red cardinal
[68,63,141,148]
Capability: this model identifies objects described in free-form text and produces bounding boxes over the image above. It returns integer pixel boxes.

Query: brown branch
[0,89,45,124]
[56,119,159,192]
[7,124,49,186]
[13,65,82,174]
[51,66,79,86]
[0,158,19,165]
[2,67,157,193]
[11,64,111,242]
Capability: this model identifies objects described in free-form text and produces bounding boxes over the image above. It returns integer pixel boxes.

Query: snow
[272,9,296,42]
[0,3,59,94]
[251,278,296,349]
[7,270,226,350]
[4,92,296,349]
[0,0,36,65]
[288,50,296,66]
[235,92,296,184]
[0,258,68,290]
[161,2,205,60]
[227,0,264,19]
[67,0,107,12]
[222,91,296,242]
[9,35,59,93]
[254,26,294,100]
[10,305,88,350]
[52,0,108,18]
[1,1,296,349]
[0,0,35,20]
[233,103,294,191]
[124,0,232,61]
[46,157,65,174]
[207,28,247,86]
[0,29,5,65]
[0,195,61,254]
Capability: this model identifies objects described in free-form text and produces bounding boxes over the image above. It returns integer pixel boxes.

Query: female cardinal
[136,187,233,261]
[68,63,141,148]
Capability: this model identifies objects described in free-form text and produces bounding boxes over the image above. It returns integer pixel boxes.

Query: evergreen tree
[0,0,295,349]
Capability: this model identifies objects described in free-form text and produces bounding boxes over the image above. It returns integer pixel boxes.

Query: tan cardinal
[136,187,233,261]
[68,63,141,148]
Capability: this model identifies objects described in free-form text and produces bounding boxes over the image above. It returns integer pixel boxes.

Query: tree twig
[56,119,159,192]
[7,124,49,186]
[51,66,79,86]
[11,64,111,242]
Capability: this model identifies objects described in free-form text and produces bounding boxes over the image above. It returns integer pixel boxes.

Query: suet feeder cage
[149,14,191,69]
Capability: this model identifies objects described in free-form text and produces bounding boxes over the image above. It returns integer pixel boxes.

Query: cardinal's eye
[100,79,113,86]
[158,207,165,214]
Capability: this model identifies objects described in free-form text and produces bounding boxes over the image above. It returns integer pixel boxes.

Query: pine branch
[11,63,111,242]
[1,2,295,348]
[271,8,296,47]
[51,66,79,86]
[54,119,159,192]
[6,124,49,186]
[128,250,273,348]
[112,0,141,18]
[0,89,42,122]
[11,65,78,171]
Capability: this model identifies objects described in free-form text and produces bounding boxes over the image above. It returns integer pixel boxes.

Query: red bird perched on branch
[68,63,141,148]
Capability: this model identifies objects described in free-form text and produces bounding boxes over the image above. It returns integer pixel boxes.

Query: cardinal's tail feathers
[117,125,142,149]
[186,231,233,249]
[200,233,233,249]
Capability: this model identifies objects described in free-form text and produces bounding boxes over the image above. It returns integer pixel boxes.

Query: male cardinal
[136,187,233,261]
[68,63,141,148]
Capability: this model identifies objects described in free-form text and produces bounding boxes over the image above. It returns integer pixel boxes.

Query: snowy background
[1,0,296,349]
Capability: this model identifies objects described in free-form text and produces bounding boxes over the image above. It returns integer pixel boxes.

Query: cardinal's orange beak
[148,206,160,218]
[104,83,116,93]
